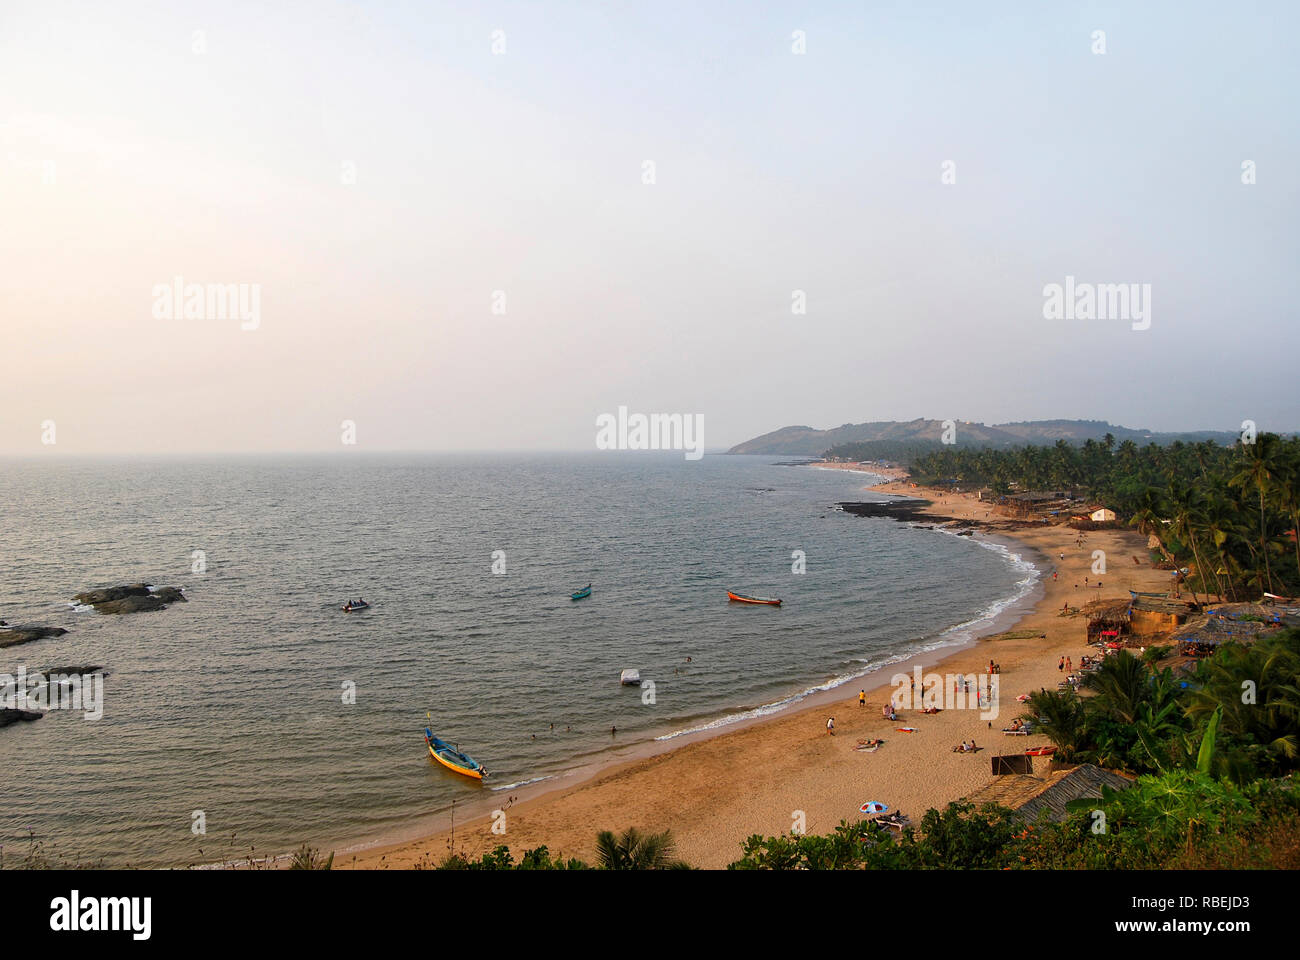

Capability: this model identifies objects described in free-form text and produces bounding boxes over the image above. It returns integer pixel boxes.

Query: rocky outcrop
[39,664,105,677]
[0,707,44,727]
[0,625,69,649]
[73,584,185,614]
[838,500,942,521]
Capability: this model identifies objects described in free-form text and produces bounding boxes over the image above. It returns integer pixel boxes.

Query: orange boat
[1024,746,1056,757]
[728,591,782,606]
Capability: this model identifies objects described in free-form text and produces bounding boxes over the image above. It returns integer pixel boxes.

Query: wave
[654,530,1041,742]
[926,529,1041,645]
[489,775,554,792]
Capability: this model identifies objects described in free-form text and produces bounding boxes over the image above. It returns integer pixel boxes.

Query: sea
[0,453,1039,867]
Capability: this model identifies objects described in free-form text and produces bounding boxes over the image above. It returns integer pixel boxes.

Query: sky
[2,0,1297,454]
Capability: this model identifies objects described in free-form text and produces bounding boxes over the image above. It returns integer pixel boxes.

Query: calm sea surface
[0,453,1036,867]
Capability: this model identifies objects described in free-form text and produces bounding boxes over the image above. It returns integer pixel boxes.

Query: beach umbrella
[859,802,888,816]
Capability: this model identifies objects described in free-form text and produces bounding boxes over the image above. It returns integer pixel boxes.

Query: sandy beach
[340,476,1170,869]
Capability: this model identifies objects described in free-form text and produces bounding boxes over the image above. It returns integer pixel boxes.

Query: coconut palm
[1230,434,1282,596]
[1026,688,1087,760]
[1082,650,1150,724]
[1167,480,1213,602]
[1187,635,1300,772]
[594,828,690,870]
[1271,444,1300,588]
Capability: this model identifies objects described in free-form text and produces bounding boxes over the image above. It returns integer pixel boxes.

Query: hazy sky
[3,1,1297,454]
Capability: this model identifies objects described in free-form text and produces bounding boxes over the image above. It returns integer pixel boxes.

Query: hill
[725,419,1244,457]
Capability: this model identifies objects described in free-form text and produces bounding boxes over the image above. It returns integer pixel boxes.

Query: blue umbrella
[860,801,888,816]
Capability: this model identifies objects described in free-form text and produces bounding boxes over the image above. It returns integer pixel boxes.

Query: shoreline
[335,472,1168,869]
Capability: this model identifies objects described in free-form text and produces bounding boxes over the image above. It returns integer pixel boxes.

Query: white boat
[619,668,641,686]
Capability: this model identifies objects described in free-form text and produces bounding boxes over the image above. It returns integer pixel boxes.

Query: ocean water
[0,453,1036,867]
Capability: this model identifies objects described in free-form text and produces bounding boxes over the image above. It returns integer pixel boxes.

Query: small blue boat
[424,727,487,780]
[571,583,592,601]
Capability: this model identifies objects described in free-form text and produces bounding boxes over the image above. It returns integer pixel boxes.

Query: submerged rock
[0,625,69,649]
[0,707,44,727]
[39,664,106,677]
[73,584,185,614]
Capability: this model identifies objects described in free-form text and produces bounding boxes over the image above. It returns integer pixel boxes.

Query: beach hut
[1013,765,1135,823]
[1169,607,1294,658]
[1090,507,1117,523]
[1083,597,1132,644]
[965,764,1135,823]
[1128,594,1194,638]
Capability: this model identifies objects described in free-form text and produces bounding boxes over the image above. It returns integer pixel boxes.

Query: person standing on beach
[858,690,866,707]
[826,717,836,736]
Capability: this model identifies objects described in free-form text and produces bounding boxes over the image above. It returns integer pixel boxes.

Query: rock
[0,707,44,727]
[73,584,185,614]
[97,596,166,614]
[39,664,105,677]
[72,584,152,606]
[0,626,69,649]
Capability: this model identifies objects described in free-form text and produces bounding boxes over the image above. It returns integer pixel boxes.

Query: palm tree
[1167,480,1214,603]
[1026,689,1087,760]
[1128,487,1167,561]
[594,828,690,870]
[1230,434,1281,596]
[1202,492,1244,602]
[1082,650,1150,724]
[1271,444,1300,589]
[1187,635,1300,773]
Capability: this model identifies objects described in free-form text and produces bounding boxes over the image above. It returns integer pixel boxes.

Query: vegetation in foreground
[729,774,1300,870]
[731,629,1300,869]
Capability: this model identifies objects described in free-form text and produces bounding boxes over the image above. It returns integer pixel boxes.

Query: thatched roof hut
[965,764,1135,823]
[1170,608,1294,657]
[1083,597,1132,642]
[1128,593,1195,637]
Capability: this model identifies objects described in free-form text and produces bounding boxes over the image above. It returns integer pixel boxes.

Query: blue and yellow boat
[571,583,592,601]
[424,728,487,780]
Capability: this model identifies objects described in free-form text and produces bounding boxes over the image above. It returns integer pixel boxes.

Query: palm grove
[909,432,1300,601]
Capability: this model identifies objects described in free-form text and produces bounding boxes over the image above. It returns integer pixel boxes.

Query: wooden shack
[1128,592,1194,638]
[1083,597,1132,643]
